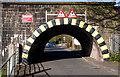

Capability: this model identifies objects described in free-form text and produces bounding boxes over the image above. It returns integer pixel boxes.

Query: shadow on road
[42,50,83,62]
[29,46,83,64]
[38,46,83,62]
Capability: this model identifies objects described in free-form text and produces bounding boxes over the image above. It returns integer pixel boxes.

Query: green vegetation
[1,64,7,77]
[60,4,120,31]
[49,35,64,44]
[48,34,82,50]
[109,51,120,63]
[48,34,72,46]
[75,45,82,51]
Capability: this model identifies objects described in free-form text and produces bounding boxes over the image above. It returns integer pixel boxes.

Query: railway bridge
[0,1,119,76]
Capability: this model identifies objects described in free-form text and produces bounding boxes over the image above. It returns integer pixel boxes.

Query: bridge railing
[0,44,19,77]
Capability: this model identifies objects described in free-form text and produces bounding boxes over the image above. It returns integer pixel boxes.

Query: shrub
[109,51,120,62]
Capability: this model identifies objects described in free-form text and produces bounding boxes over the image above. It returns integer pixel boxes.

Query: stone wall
[1,3,85,50]
[2,4,58,49]
[2,3,117,61]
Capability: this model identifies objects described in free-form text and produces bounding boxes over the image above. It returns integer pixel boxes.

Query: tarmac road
[34,46,118,76]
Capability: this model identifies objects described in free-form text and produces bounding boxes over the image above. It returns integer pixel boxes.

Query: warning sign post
[56,9,66,18]
[67,9,77,18]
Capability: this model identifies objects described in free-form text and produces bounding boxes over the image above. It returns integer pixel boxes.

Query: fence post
[7,59,10,77]
[46,10,47,23]
[16,43,22,64]
[19,44,22,64]
[8,43,14,76]
[85,7,87,23]
[11,54,15,76]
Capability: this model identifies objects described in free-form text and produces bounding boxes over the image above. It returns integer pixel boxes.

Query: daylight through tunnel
[22,18,110,64]
[28,25,93,64]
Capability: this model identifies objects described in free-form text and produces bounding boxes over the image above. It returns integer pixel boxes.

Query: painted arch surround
[22,18,110,64]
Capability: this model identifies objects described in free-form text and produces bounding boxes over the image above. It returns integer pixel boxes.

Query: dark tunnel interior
[28,25,93,64]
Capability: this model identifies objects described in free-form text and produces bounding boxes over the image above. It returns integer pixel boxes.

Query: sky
[0,0,116,2]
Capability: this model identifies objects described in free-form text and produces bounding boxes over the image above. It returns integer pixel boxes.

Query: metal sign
[67,9,77,18]
[22,15,33,23]
[56,9,66,18]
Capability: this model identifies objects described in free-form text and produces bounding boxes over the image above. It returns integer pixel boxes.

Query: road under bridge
[17,46,117,76]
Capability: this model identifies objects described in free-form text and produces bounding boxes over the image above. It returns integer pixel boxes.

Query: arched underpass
[28,25,93,64]
[22,18,110,64]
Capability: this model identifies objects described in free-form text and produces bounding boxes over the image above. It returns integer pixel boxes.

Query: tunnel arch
[22,18,109,64]
[27,25,93,64]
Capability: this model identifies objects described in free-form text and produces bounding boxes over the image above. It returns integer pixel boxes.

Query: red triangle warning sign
[67,9,77,18]
[56,9,66,18]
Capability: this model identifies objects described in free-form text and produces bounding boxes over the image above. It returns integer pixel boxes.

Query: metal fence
[0,43,19,77]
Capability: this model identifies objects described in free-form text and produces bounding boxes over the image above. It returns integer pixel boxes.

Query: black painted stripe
[95,34,101,40]
[68,18,72,25]
[26,41,32,47]
[60,19,64,25]
[22,58,28,64]
[31,34,36,40]
[36,28,42,34]
[102,49,109,54]
[76,20,81,26]
[52,20,56,26]
[89,28,95,34]
[99,41,106,47]
[43,24,49,29]
[23,50,29,54]
[83,23,88,29]
[104,58,110,61]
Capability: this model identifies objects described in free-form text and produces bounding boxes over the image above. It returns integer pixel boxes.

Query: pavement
[68,46,119,76]
[82,57,119,75]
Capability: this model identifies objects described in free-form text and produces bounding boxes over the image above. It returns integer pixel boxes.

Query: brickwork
[1,4,85,50]
[2,3,119,62]
[2,3,118,61]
